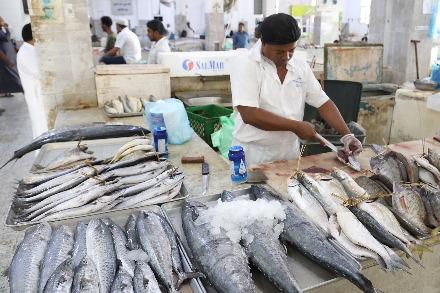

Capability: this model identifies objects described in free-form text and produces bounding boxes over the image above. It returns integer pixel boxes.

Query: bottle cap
[154,126,167,132]
[229,146,243,152]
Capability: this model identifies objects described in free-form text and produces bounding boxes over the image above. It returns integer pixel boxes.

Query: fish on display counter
[35,144,96,171]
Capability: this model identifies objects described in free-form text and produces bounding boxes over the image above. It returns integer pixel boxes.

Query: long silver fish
[413,156,440,181]
[38,225,74,293]
[117,165,168,186]
[72,221,88,268]
[110,268,133,293]
[110,161,169,177]
[182,201,255,293]
[109,138,152,163]
[251,185,383,293]
[136,211,176,293]
[121,169,174,198]
[86,219,117,293]
[125,214,140,251]
[128,182,182,208]
[43,258,74,293]
[72,256,100,293]
[133,261,161,293]
[101,218,135,277]
[36,145,95,171]
[8,222,52,293]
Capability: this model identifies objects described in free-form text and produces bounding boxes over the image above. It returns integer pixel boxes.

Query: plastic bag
[211,114,235,158]
[144,98,194,145]
[430,0,440,40]
[430,63,440,90]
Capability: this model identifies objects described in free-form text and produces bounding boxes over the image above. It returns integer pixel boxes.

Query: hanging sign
[111,0,133,15]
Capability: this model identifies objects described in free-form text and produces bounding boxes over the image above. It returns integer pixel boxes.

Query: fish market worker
[231,13,363,165]
[146,19,171,64]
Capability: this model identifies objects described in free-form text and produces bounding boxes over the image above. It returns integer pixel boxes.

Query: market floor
[0,93,35,291]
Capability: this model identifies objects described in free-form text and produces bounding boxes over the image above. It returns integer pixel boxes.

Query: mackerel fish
[110,268,133,293]
[72,256,100,293]
[125,214,140,250]
[133,261,161,293]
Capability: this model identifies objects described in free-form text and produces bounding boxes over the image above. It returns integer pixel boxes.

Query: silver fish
[37,145,95,171]
[128,182,182,208]
[43,258,74,293]
[121,169,174,198]
[38,225,74,293]
[86,219,117,293]
[330,168,369,200]
[102,218,135,277]
[428,148,440,170]
[72,221,88,268]
[370,155,402,182]
[316,175,349,205]
[117,165,168,186]
[136,211,176,293]
[109,138,152,163]
[413,156,440,181]
[419,167,440,189]
[354,176,389,206]
[133,261,161,293]
[182,201,254,293]
[125,214,140,251]
[72,256,100,293]
[119,96,133,113]
[8,222,52,293]
[111,161,169,177]
[110,268,133,293]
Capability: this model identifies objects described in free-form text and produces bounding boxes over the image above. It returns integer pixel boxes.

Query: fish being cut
[251,185,383,293]
[7,222,52,293]
[1,122,150,169]
[38,225,74,293]
[182,201,255,293]
[86,219,117,293]
[72,256,100,293]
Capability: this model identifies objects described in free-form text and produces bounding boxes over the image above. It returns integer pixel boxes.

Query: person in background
[230,13,362,165]
[0,16,22,99]
[4,23,17,51]
[333,40,339,43]
[186,21,195,37]
[147,19,171,64]
[232,22,250,50]
[100,16,116,53]
[99,18,141,65]
[17,23,48,138]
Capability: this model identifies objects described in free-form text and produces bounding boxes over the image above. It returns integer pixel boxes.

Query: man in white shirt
[231,13,362,165]
[17,23,48,138]
[146,19,171,64]
[100,18,141,64]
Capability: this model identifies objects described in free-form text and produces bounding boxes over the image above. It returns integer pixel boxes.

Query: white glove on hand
[340,134,363,156]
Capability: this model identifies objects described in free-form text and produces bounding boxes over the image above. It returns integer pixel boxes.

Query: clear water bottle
[153,126,168,158]
[228,146,247,183]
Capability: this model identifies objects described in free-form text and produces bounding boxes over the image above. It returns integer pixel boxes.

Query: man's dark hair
[22,23,33,42]
[260,13,301,45]
[239,22,245,26]
[101,16,112,27]
[147,19,168,36]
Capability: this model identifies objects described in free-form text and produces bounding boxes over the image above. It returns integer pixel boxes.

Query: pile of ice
[194,198,286,244]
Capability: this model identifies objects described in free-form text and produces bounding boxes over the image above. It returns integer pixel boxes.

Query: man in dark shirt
[232,22,249,49]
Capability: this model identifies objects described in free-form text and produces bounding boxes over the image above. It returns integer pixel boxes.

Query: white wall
[342,0,368,39]
[0,0,30,42]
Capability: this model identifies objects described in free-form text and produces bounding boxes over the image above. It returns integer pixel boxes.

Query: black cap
[260,13,301,45]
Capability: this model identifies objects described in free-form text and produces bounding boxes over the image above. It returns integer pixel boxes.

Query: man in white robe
[17,23,48,138]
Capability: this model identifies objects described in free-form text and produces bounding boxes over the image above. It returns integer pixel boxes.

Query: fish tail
[176,271,205,288]
[373,254,388,273]
[385,246,411,269]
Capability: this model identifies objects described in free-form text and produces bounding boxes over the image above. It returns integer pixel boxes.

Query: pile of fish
[0,122,150,169]
[7,211,203,293]
[11,153,185,224]
[104,96,149,115]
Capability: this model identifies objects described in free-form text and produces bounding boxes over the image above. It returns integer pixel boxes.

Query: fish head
[330,167,349,181]
[183,201,208,221]
[220,190,236,202]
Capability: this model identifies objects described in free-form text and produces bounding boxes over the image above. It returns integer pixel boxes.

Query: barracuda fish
[251,185,383,293]
[133,261,161,293]
[86,219,117,293]
[72,221,88,268]
[72,256,100,293]
[392,183,431,235]
[287,177,329,234]
[117,165,169,186]
[114,145,155,163]
[7,222,52,293]
[111,161,169,177]
[0,122,150,169]
[182,201,255,293]
[129,182,182,208]
[428,148,440,170]
[122,169,174,198]
[157,212,204,288]
[101,218,135,277]
[115,174,185,209]
[109,138,152,163]
[36,145,95,171]
[125,214,140,251]
[328,214,387,271]
[38,225,74,293]
[413,156,440,181]
[43,258,74,293]
[136,211,176,293]
[104,154,167,173]
[110,268,133,293]
[316,175,349,205]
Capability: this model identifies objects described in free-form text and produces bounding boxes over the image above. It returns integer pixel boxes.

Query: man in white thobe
[17,23,48,138]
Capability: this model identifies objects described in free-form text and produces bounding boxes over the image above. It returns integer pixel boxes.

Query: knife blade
[202,162,209,196]
[316,133,339,154]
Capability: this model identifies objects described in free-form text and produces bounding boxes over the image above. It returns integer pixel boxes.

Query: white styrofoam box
[159,51,243,77]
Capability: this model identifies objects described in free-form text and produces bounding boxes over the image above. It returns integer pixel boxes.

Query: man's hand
[340,134,363,156]
[295,121,326,146]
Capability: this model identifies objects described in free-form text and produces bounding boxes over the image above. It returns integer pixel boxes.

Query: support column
[29,0,97,128]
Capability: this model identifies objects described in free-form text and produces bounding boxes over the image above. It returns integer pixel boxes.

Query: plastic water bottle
[228,146,247,183]
[153,126,168,158]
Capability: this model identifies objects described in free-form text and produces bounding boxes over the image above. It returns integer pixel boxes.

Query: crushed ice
[195,198,286,244]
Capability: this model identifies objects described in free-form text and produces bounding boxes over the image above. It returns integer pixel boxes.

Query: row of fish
[8,211,202,293]
[182,185,385,293]
[104,96,149,115]
[12,154,185,223]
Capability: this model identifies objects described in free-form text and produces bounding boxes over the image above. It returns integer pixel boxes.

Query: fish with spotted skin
[428,148,440,170]
[133,261,161,293]
[110,268,133,293]
[72,221,88,268]
[71,256,100,293]
[43,258,74,293]
[125,214,140,251]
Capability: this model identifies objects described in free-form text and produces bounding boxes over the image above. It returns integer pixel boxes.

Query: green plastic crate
[186,105,233,148]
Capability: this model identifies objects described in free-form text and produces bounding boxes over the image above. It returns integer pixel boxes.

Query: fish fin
[176,271,205,288]
[374,255,388,273]
[385,246,411,269]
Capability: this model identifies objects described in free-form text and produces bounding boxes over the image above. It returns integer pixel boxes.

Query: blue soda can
[153,126,168,158]
[228,146,247,183]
